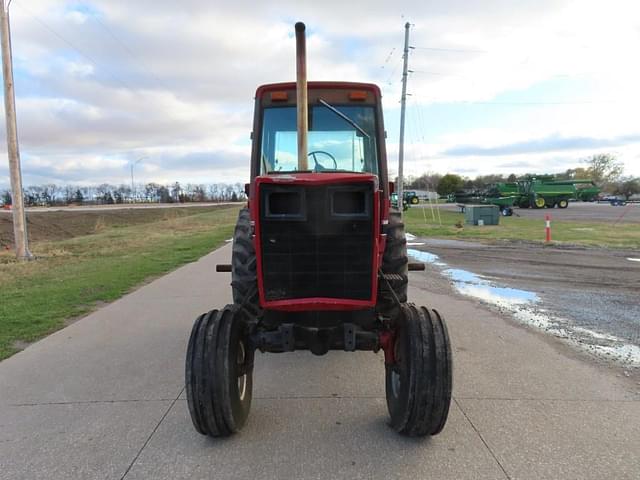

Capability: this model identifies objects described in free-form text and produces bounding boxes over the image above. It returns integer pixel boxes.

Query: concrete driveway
[1,244,638,479]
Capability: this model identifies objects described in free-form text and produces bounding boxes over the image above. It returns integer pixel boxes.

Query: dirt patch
[0,205,232,247]
[410,238,640,369]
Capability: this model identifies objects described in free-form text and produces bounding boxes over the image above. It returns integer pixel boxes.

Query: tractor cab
[247,82,390,312]
[253,83,384,177]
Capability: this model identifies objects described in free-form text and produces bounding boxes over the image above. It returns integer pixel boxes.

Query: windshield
[260,105,379,174]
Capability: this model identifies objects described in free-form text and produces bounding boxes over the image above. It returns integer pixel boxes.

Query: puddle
[408,248,539,306]
[408,249,439,264]
[407,243,640,368]
[405,234,425,245]
[452,282,539,305]
[407,248,446,267]
[444,267,538,305]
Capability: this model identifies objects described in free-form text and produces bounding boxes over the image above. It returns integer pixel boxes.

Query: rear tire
[377,211,408,318]
[186,305,254,437]
[557,199,568,209]
[385,304,452,436]
[232,208,258,312]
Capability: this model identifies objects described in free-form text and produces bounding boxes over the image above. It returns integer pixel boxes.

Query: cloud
[444,133,640,157]
[495,160,538,169]
[0,0,638,189]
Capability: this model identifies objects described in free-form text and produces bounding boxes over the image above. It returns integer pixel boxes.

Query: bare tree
[583,153,624,185]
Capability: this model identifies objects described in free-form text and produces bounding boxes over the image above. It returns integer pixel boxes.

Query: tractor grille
[259,183,374,301]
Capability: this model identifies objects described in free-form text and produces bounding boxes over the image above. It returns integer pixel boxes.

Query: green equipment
[495,175,599,209]
[403,190,420,204]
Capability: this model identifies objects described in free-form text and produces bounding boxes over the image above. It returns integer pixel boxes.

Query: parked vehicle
[495,176,599,209]
[403,190,420,204]
[391,192,409,211]
[185,23,452,439]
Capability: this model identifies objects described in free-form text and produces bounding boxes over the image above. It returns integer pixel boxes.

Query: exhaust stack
[295,22,308,170]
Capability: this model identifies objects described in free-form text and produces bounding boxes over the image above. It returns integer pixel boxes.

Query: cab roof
[255,82,382,99]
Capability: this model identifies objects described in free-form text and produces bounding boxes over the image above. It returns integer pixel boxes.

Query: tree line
[1,182,246,207]
[405,154,640,199]
[2,154,638,206]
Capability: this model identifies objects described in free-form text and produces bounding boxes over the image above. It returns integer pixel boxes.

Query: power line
[410,70,456,77]
[410,96,630,106]
[91,14,172,92]
[459,100,623,105]
[408,98,422,163]
[13,2,137,92]
[413,96,428,146]
[384,56,403,85]
[411,46,487,53]
[381,47,395,66]
[411,70,603,80]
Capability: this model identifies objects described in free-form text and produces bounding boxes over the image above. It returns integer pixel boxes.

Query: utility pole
[1,0,31,259]
[397,22,411,218]
[130,156,146,202]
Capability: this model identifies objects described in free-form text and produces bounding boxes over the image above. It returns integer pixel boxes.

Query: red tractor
[186,23,452,437]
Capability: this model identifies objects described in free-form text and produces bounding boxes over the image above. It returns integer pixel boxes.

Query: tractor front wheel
[557,199,569,208]
[186,305,254,437]
[232,208,258,313]
[385,304,452,436]
[377,211,408,318]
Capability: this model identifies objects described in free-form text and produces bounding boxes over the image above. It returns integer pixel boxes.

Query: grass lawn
[404,207,640,249]
[0,206,239,360]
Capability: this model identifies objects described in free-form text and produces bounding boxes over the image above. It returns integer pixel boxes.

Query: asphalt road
[1,244,638,479]
[420,201,640,223]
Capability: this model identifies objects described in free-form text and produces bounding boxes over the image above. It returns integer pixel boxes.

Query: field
[0,205,239,360]
[2,201,637,361]
[404,203,640,249]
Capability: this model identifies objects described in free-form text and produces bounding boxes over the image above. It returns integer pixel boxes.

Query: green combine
[495,175,600,209]
[454,174,600,212]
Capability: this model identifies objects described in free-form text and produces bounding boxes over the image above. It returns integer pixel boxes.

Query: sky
[1,0,639,189]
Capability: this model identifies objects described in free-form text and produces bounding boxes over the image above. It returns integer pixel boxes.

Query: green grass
[404,207,640,249]
[0,206,239,360]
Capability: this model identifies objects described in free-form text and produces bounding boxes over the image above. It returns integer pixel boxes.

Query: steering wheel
[308,150,337,171]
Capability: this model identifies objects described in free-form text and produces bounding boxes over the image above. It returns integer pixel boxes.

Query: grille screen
[260,183,373,301]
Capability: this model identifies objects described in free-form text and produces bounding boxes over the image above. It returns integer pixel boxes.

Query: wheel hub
[237,341,247,401]
[391,337,402,399]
